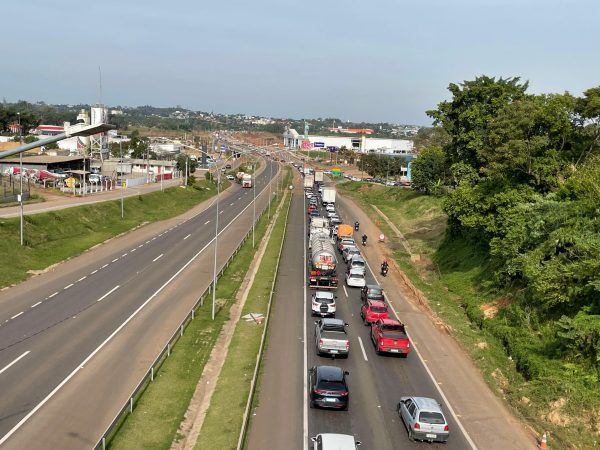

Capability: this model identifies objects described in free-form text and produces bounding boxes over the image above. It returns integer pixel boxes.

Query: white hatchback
[346,268,366,288]
[311,291,336,316]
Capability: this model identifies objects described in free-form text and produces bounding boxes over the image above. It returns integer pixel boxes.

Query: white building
[283,129,414,156]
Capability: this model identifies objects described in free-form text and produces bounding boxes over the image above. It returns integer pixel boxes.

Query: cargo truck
[242,174,252,188]
[304,174,315,189]
[322,186,336,205]
[314,170,324,183]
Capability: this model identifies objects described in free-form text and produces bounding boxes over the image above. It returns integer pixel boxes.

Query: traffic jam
[301,165,451,449]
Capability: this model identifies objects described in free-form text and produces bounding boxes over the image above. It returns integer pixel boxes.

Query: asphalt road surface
[248,178,473,450]
[0,157,279,449]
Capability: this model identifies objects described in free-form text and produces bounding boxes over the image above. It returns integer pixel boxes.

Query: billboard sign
[313,142,325,148]
[327,146,339,152]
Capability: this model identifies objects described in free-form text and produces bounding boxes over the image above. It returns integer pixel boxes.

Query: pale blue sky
[2,0,598,124]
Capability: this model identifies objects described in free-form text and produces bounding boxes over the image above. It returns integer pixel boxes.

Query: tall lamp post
[120,141,124,219]
[18,112,23,246]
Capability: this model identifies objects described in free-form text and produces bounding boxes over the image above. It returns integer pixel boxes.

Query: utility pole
[120,141,124,219]
[252,160,256,248]
[185,158,188,187]
[18,112,23,246]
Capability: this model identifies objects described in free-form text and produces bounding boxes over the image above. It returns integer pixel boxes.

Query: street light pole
[120,141,124,219]
[268,159,272,220]
[252,160,256,248]
[18,112,23,246]
[212,167,220,321]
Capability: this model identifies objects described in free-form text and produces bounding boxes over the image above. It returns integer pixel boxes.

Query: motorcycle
[381,265,389,277]
[362,235,367,246]
[354,222,360,231]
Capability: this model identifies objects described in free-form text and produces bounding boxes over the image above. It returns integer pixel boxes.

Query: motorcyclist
[381,259,389,275]
[354,221,360,231]
[362,234,367,246]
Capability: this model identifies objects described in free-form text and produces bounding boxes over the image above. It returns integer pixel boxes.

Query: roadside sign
[313,142,325,148]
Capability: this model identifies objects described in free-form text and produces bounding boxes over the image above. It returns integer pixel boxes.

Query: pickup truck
[315,318,349,358]
[370,318,410,357]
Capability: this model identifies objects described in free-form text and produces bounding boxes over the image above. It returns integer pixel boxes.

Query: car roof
[378,318,400,325]
[348,268,364,276]
[321,318,345,327]
[367,300,386,307]
[350,255,365,262]
[315,365,344,380]
[318,433,357,448]
[366,284,382,290]
[411,397,445,414]
[314,291,334,299]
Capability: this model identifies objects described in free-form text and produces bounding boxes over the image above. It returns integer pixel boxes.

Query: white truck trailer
[321,186,336,205]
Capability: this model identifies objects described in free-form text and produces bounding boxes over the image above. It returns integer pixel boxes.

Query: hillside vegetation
[342,76,600,448]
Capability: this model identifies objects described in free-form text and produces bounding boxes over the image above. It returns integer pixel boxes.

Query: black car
[309,365,349,410]
[361,284,384,303]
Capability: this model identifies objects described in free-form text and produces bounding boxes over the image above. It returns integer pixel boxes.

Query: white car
[226,175,235,180]
[326,210,338,218]
[347,255,366,275]
[311,291,336,317]
[306,192,313,199]
[346,268,366,288]
[311,434,361,449]
[325,204,335,212]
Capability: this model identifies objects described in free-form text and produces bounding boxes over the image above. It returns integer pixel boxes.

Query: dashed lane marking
[31,302,42,308]
[64,284,73,290]
[357,336,369,361]
[11,312,23,320]
[152,254,164,262]
[184,234,191,240]
[77,276,87,282]
[0,351,30,376]
[112,258,119,263]
[48,292,58,298]
[96,285,120,302]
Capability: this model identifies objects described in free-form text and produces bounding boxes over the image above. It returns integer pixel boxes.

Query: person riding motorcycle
[354,221,360,231]
[362,234,367,246]
[381,259,389,275]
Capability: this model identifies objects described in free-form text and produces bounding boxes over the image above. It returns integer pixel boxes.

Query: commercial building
[283,128,414,157]
[0,155,85,174]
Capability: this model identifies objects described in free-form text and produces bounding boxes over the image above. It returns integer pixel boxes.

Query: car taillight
[338,391,349,396]
[444,425,449,431]
[314,388,327,394]
[414,423,420,429]
[345,341,350,350]
[319,339,323,347]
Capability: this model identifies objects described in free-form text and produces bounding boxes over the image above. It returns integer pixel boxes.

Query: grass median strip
[108,173,289,450]
[0,180,220,288]
[193,188,291,450]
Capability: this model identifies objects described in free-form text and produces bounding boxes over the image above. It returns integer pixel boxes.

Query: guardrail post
[151,367,154,381]
[129,397,133,413]
[167,342,171,356]
[180,324,184,337]
[102,437,106,450]
[192,309,195,319]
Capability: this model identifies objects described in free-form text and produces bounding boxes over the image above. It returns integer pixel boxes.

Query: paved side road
[335,193,535,449]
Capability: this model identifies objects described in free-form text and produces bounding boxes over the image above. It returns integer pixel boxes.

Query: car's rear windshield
[370,306,387,313]
[316,297,334,304]
[419,411,445,424]
[317,380,345,391]
[352,261,365,267]
[381,331,407,339]
[382,324,404,332]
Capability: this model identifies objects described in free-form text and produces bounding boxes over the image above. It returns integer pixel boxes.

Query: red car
[370,318,410,357]
[307,205,317,214]
[360,300,389,325]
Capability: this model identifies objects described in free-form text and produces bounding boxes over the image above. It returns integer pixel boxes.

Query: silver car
[397,396,449,443]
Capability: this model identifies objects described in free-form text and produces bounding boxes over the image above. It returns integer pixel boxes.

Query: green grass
[338,181,599,449]
[0,180,218,288]
[300,150,331,161]
[194,188,291,450]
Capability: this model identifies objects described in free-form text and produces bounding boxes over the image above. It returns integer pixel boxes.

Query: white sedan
[346,268,366,288]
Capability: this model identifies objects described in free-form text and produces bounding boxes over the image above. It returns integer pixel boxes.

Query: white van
[311,434,361,449]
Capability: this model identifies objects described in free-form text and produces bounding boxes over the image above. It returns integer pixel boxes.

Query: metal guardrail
[93,172,279,450]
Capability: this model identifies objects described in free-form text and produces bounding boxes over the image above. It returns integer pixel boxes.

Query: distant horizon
[2,1,598,126]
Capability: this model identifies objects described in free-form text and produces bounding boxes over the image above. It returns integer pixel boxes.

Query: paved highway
[248,178,473,449]
[0,157,279,449]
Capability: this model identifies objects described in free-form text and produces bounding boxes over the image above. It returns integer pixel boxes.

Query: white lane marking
[138,244,144,248]
[151,237,156,241]
[101,264,109,269]
[48,292,58,298]
[122,254,128,258]
[343,285,348,297]
[219,211,224,214]
[205,220,210,225]
[96,285,120,302]
[31,301,42,308]
[91,270,98,275]
[64,284,73,290]
[112,258,119,263]
[230,202,234,206]
[130,248,136,253]
[145,240,150,244]
[152,254,164,262]
[0,179,274,445]
[362,257,477,449]
[77,276,87,282]
[11,312,23,320]
[0,351,30,376]
[302,193,308,450]
[357,336,369,362]
[159,233,163,236]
